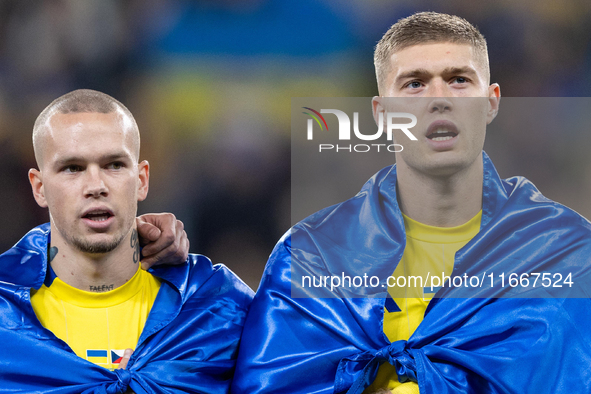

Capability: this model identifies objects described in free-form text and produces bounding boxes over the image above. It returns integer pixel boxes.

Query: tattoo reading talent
[48,246,58,263]
[130,229,140,264]
[89,284,114,292]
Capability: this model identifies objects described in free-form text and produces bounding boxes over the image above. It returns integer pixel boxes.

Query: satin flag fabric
[232,153,591,393]
[0,223,254,393]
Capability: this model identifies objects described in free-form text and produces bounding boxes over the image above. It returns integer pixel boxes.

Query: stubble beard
[51,209,136,255]
[66,219,134,255]
[71,234,126,254]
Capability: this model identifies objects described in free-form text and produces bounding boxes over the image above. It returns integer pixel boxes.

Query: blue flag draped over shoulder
[0,223,254,393]
[232,153,591,393]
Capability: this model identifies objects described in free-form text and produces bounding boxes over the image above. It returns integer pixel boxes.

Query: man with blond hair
[233,12,591,394]
[0,89,253,393]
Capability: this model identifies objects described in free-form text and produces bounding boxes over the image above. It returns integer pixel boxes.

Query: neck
[396,156,483,227]
[48,226,140,293]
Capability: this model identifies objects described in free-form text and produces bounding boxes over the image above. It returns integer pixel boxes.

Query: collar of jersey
[402,210,482,244]
[43,265,147,308]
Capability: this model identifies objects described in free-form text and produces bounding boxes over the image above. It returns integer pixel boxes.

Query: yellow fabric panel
[364,212,481,393]
[30,266,161,370]
[392,381,421,394]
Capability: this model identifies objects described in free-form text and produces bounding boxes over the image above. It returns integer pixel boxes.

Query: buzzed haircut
[32,89,139,166]
[374,12,489,93]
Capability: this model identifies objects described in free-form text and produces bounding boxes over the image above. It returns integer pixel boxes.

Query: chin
[421,154,476,177]
[71,233,126,254]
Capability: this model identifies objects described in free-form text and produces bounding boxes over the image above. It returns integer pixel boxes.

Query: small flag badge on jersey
[86,349,108,364]
[111,349,126,364]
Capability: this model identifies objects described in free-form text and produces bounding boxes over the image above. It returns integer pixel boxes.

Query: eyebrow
[441,66,478,77]
[395,66,478,84]
[53,152,132,168]
[395,68,432,83]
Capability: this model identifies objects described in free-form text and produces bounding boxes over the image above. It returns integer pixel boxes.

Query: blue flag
[0,223,254,393]
[233,152,591,393]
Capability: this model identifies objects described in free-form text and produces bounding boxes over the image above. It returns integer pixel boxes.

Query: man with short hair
[233,12,591,393]
[0,89,253,393]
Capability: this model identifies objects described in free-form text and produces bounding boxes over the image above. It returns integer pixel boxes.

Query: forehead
[388,42,483,77]
[43,111,137,163]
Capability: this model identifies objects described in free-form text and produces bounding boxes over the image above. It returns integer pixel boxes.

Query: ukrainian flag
[86,349,108,365]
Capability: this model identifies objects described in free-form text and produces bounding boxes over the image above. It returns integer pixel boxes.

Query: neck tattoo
[89,284,114,292]
[49,246,58,263]
[130,229,140,264]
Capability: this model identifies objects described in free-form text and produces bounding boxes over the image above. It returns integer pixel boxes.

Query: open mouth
[427,128,458,141]
[83,210,114,222]
[426,121,458,142]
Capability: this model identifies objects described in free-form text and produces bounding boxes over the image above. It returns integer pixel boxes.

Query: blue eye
[408,81,422,89]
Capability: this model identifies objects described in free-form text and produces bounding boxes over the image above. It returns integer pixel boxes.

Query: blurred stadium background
[1,0,590,290]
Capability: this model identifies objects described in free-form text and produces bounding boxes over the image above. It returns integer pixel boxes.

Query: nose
[428,97,453,113]
[83,166,108,198]
[427,80,453,113]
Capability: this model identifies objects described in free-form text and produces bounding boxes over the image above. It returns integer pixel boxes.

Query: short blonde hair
[32,89,139,166]
[374,12,489,93]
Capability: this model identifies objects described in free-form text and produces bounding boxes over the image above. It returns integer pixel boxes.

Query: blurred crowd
[1,0,590,289]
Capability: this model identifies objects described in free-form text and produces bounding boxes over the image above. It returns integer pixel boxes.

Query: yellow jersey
[30,265,161,370]
[365,211,481,393]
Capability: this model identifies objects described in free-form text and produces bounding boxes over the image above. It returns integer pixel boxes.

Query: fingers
[136,218,162,244]
[118,348,134,370]
[136,215,165,244]
[136,213,178,255]
[140,217,189,270]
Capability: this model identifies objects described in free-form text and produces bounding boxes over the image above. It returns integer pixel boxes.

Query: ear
[486,83,501,124]
[372,96,385,127]
[28,168,48,208]
[137,160,150,201]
